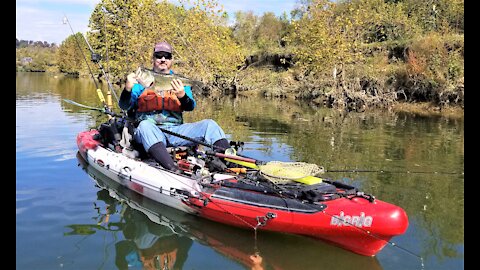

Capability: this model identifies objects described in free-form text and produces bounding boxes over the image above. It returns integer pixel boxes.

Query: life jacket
[137,88,182,113]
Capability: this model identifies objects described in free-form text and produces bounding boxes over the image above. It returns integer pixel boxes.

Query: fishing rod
[146,127,263,167]
[62,15,105,107]
[63,99,106,113]
[82,29,121,109]
[146,128,432,177]
[63,96,230,155]
[65,96,261,165]
[62,14,123,115]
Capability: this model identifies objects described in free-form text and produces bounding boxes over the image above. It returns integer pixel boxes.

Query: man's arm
[119,73,142,110]
[179,85,196,111]
[119,89,132,110]
[171,79,196,111]
[179,91,195,111]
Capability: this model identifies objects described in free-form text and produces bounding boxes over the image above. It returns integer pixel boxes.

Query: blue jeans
[134,119,226,151]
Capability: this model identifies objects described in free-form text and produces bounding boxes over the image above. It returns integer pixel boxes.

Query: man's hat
[154,41,172,53]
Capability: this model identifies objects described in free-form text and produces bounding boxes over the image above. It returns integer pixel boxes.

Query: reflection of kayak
[78,157,384,270]
[77,125,408,256]
[188,218,385,270]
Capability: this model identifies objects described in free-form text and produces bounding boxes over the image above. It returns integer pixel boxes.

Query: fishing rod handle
[96,89,106,104]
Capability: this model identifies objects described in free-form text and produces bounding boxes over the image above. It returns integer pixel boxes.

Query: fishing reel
[229,141,245,152]
[91,52,102,63]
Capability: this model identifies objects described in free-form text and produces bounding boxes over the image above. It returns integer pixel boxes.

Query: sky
[16,0,299,45]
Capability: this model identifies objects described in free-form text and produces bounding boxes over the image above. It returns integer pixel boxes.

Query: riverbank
[16,70,464,120]
[391,102,464,119]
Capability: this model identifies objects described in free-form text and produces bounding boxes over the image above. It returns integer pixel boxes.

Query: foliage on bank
[56,33,92,76]
[86,0,243,90]
[281,0,464,110]
[16,45,58,72]
[16,0,464,111]
[233,0,463,111]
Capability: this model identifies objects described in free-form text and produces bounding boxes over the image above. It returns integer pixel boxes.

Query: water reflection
[16,72,464,269]
[75,152,383,270]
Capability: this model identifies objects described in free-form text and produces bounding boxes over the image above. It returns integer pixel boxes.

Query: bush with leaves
[56,33,90,76]
[86,0,243,89]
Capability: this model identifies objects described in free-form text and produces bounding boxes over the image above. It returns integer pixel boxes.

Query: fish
[134,67,199,91]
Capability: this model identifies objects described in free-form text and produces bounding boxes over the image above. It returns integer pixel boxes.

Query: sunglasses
[153,52,172,60]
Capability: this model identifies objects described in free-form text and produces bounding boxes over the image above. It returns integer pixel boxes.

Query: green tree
[402,0,464,33]
[255,12,285,51]
[336,0,419,44]
[287,0,364,75]
[87,0,243,85]
[232,11,258,51]
[56,32,89,76]
[16,45,58,72]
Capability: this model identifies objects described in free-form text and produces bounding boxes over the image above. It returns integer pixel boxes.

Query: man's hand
[249,253,264,270]
[125,73,138,92]
[171,79,185,98]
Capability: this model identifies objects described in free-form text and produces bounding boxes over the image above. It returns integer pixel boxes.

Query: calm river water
[16,72,464,270]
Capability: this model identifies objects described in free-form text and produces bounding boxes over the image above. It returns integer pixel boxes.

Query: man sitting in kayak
[119,41,230,172]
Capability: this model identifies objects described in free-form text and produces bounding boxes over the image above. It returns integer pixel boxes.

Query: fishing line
[325,169,464,175]
[103,6,110,77]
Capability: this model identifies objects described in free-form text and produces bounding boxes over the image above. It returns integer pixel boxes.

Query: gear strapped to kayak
[258,161,325,184]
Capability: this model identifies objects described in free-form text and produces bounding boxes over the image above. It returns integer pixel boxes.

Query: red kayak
[77,122,408,257]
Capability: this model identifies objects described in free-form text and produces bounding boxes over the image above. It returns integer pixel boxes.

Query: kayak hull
[76,130,408,256]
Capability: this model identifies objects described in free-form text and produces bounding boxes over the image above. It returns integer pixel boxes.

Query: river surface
[16,72,464,270]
